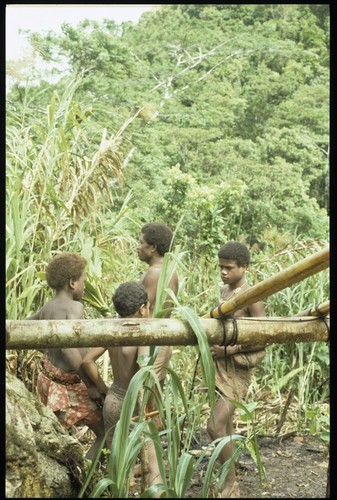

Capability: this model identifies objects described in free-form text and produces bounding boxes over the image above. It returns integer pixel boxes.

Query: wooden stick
[276,388,295,435]
[131,410,159,422]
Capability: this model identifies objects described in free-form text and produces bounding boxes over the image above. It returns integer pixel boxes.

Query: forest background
[6,2,330,482]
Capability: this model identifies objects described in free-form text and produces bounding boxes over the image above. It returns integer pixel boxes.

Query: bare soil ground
[74,381,330,498]
[79,429,329,498]
[185,432,329,498]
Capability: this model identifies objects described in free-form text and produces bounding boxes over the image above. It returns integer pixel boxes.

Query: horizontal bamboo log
[294,300,330,317]
[6,316,329,350]
[204,246,329,319]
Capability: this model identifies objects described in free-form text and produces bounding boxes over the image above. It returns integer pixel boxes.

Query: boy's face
[219,258,247,286]
[72,271,86,301]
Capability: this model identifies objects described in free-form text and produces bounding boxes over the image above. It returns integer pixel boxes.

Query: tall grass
[6,76,149,320]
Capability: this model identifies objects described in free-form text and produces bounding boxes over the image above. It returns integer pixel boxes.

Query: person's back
[30,291,87,370]
[81,280,170,407]
[33,294,83,319]
[83,282,150,447]
[108,346,143,389]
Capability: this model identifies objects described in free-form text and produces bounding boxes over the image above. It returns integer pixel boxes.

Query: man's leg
[86,420,106,461]
[147,439,163,498]
[207,397,238,495]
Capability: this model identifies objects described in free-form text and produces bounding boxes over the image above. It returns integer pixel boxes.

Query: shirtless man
[27,252,105,461]
[137,222,179,318]
[207,242,266,498]
[81,281,163,494]
[137,222,179,426]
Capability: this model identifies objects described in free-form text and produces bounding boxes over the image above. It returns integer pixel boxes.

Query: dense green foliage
[6,5,329,492]
[7,4,329,254]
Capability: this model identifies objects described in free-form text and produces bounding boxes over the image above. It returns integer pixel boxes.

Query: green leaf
[89,478,115,498]
[200,435,244,498]
[167,295,215,413]
[174,453,195,497]
[278,367,304,389]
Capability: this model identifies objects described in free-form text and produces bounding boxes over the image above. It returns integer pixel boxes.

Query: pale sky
[6,4,155,60]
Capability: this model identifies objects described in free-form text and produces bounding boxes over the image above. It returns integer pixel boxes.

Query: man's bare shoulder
[145,265,162,276]
[39,297,83,319]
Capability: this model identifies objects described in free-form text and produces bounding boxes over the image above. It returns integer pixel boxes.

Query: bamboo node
[73,327,81,336]
[314,308,330,342]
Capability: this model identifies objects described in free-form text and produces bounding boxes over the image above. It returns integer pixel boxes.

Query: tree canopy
[7,4,329,254]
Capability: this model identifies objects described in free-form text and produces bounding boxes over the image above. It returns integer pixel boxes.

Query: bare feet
[219,480,240,498]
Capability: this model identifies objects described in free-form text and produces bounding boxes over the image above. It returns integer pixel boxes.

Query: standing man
[137,222,179,318]
[207,241,266,498]
[137,222,179,427]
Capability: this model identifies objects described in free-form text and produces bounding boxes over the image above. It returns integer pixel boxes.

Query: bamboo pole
[203,246,329,319]
[6,316,329,350]
[294,300,330,317]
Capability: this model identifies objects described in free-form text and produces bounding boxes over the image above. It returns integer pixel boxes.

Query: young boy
[207,242,266,498]
[81,281,163,495]
[26,252,106,461]
[137,222,179,427]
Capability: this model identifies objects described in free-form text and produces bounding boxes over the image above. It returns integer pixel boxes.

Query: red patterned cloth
[37,353,102,429]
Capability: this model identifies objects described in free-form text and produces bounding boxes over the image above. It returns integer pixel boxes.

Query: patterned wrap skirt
[37,353,102,429]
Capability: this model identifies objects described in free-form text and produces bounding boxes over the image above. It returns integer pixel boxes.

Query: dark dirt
[185,433,329,498]
[79,429,329,498]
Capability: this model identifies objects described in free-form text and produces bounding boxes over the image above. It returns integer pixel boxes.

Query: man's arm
[248,300,265,318]
[81,347,109,396]
[143,267,179,317]
[59,347,106,404]
[59,347,84,372]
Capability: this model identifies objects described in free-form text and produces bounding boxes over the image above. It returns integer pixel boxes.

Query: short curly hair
[141,222,174,256]
[218,242,250,267]
[46,252,87,291]
[112,281,148,318]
